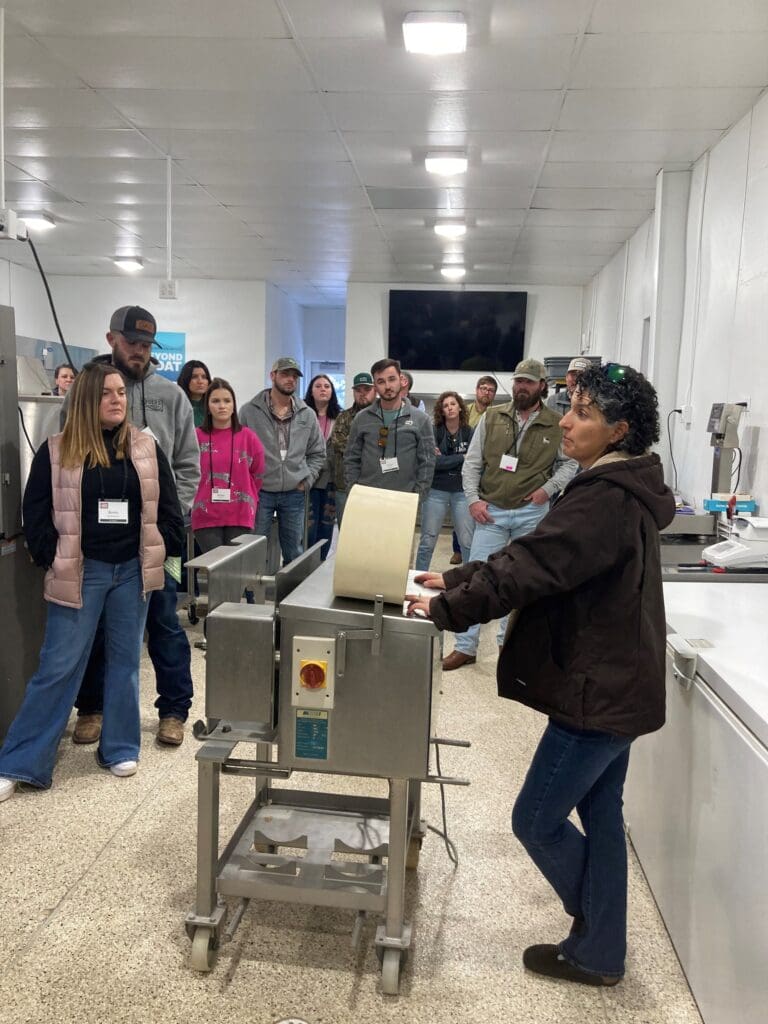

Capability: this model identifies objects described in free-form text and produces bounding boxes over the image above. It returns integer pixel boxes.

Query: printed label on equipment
[295,709,329,760]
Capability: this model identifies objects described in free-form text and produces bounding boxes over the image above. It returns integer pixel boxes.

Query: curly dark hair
[433,390,469,429]
[304,374,341,419]
[575,365,660,456]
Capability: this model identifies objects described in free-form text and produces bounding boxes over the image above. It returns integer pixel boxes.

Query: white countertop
[663,581,768,747]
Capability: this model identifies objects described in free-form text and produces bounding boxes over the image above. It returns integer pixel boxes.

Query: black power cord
[667,409,682,494]
[26,235,78,372]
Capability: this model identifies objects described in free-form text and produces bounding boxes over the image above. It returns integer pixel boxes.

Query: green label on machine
[295,709,329,760]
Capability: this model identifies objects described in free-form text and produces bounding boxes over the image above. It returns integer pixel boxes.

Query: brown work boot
[157,717,185,746]
[442,650,477,671]
[72,713,103,744]
[449,552,462,564]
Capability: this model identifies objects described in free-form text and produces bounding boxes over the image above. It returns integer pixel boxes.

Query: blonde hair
[60,362,131,469]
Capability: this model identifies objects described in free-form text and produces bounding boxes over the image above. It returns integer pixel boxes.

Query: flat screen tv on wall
[388,289,527,372]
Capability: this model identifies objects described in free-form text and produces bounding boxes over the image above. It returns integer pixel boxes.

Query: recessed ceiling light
[434,221,466,239]
[425,152,468,176]
[113,256,144,273]
[19,211,55,231]
[403,12,467,54]
[441,266,466,280]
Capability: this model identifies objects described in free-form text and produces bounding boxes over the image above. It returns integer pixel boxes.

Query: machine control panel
[291,636,336,710]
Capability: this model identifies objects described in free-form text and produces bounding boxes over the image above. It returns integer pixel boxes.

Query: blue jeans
[307,485,335,561]
[0,558,148,788]
[416,488,475,571]
[254,488,306,565]
[76,568,193,722]
[511,720,633,978]
[454,501,549,654]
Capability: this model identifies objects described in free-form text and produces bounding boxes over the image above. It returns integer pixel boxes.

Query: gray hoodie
[61,355,200,513]
[239,389,326,492]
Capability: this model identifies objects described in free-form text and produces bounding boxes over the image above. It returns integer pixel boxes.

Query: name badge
[499,454,519,473]
[141,425,159,442]
[280,448,288,461]
[211,487,231,503]
[98,499,129,524]
[380,456,400,473]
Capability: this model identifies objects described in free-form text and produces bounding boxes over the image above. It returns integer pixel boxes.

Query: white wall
[0,262,267,404]
[345,281,583,398]
[264,283,304,388]
[303,307,345,368]
[583,92,768,512]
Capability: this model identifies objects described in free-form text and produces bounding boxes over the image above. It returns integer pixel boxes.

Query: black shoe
[522,944,621,987]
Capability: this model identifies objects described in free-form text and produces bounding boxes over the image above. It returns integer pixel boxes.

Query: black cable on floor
[427,743,459,867]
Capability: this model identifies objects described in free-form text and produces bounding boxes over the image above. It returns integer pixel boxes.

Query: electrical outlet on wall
[158,279,177,299]
[682,405,693,426]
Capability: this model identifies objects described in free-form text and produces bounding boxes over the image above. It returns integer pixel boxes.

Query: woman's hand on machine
[413,572,445,590]
[405,594,434,619]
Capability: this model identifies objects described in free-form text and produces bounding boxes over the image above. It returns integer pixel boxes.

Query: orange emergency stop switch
[299,660,327,690]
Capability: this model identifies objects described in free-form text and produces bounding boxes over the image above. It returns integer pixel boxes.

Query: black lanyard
[207,429,235,488]
[96,455,128,500]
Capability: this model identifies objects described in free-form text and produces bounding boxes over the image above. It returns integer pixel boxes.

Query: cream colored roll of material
[333,484,418,604]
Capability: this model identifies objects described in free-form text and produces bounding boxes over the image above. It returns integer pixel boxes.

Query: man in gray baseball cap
[240,356,325,565]
[330,371,376,524]
[442,356,578,671]
[547,356,593,416]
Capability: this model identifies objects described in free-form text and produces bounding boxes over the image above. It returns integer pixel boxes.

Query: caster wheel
[380,948,401,995]
[406,837,422,871]
[190,927,216,972]
[187,605,199,625]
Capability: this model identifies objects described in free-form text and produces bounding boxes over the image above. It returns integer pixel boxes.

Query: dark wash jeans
[511,719,633,978]
[75,568,193,722]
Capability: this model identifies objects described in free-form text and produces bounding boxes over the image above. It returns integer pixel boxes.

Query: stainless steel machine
[0,306,49,739]
[184,534,467,994]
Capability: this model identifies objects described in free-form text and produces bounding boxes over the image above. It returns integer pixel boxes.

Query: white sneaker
[0,778,16,802]
[110,760,137,778]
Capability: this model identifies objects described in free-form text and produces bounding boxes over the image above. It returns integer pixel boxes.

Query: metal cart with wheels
[184,537,468,994]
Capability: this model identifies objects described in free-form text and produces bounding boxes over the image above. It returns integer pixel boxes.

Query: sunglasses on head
[603,362,631,383]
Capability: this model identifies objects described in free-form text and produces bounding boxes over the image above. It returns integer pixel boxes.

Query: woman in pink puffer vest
[0,362,184,802]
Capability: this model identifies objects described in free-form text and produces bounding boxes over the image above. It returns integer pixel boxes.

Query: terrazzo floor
[0,536,703,1024]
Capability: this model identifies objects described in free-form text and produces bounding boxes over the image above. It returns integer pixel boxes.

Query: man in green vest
[442,358,578,671]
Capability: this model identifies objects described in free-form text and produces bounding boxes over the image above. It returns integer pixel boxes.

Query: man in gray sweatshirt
[64,306,200,747]
[239,357,326,565]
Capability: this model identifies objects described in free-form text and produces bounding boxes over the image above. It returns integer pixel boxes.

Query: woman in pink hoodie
[191,378,265,552]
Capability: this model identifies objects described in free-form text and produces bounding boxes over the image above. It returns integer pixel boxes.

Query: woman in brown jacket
[0,362,184,801]
[408,365,675,988]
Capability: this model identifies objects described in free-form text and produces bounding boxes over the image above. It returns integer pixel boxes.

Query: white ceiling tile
[303,37,574,92]
[538,162,690,188]
[5,88,129,128]
[533,187,655,210]
[211,185,368,208]
[589,0,768,33]
[344,131,551,166]
[4,128,162,159]
[12,156,170,185]
[525,208,649,227]
[560,88,763,131]
[5,0,289,38]
[573,34,768,89]
[327,91,562,132]
[142,130,348,162]
[41,38,312,91]
[177,160,358,188]
[100,90,333,130]
[356,161,539,190]
[549,129,725,163]
[5,37,87,88]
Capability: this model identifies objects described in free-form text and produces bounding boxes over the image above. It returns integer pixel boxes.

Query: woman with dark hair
[52,364,76,396]
[191,377,265,553]
[415,390,475,571]
[303,374,340,560]
[0,362,184,800]
[177,360,211,428]
[407,365,675,988]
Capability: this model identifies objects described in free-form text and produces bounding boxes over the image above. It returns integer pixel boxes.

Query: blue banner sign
[155,331,186,381]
